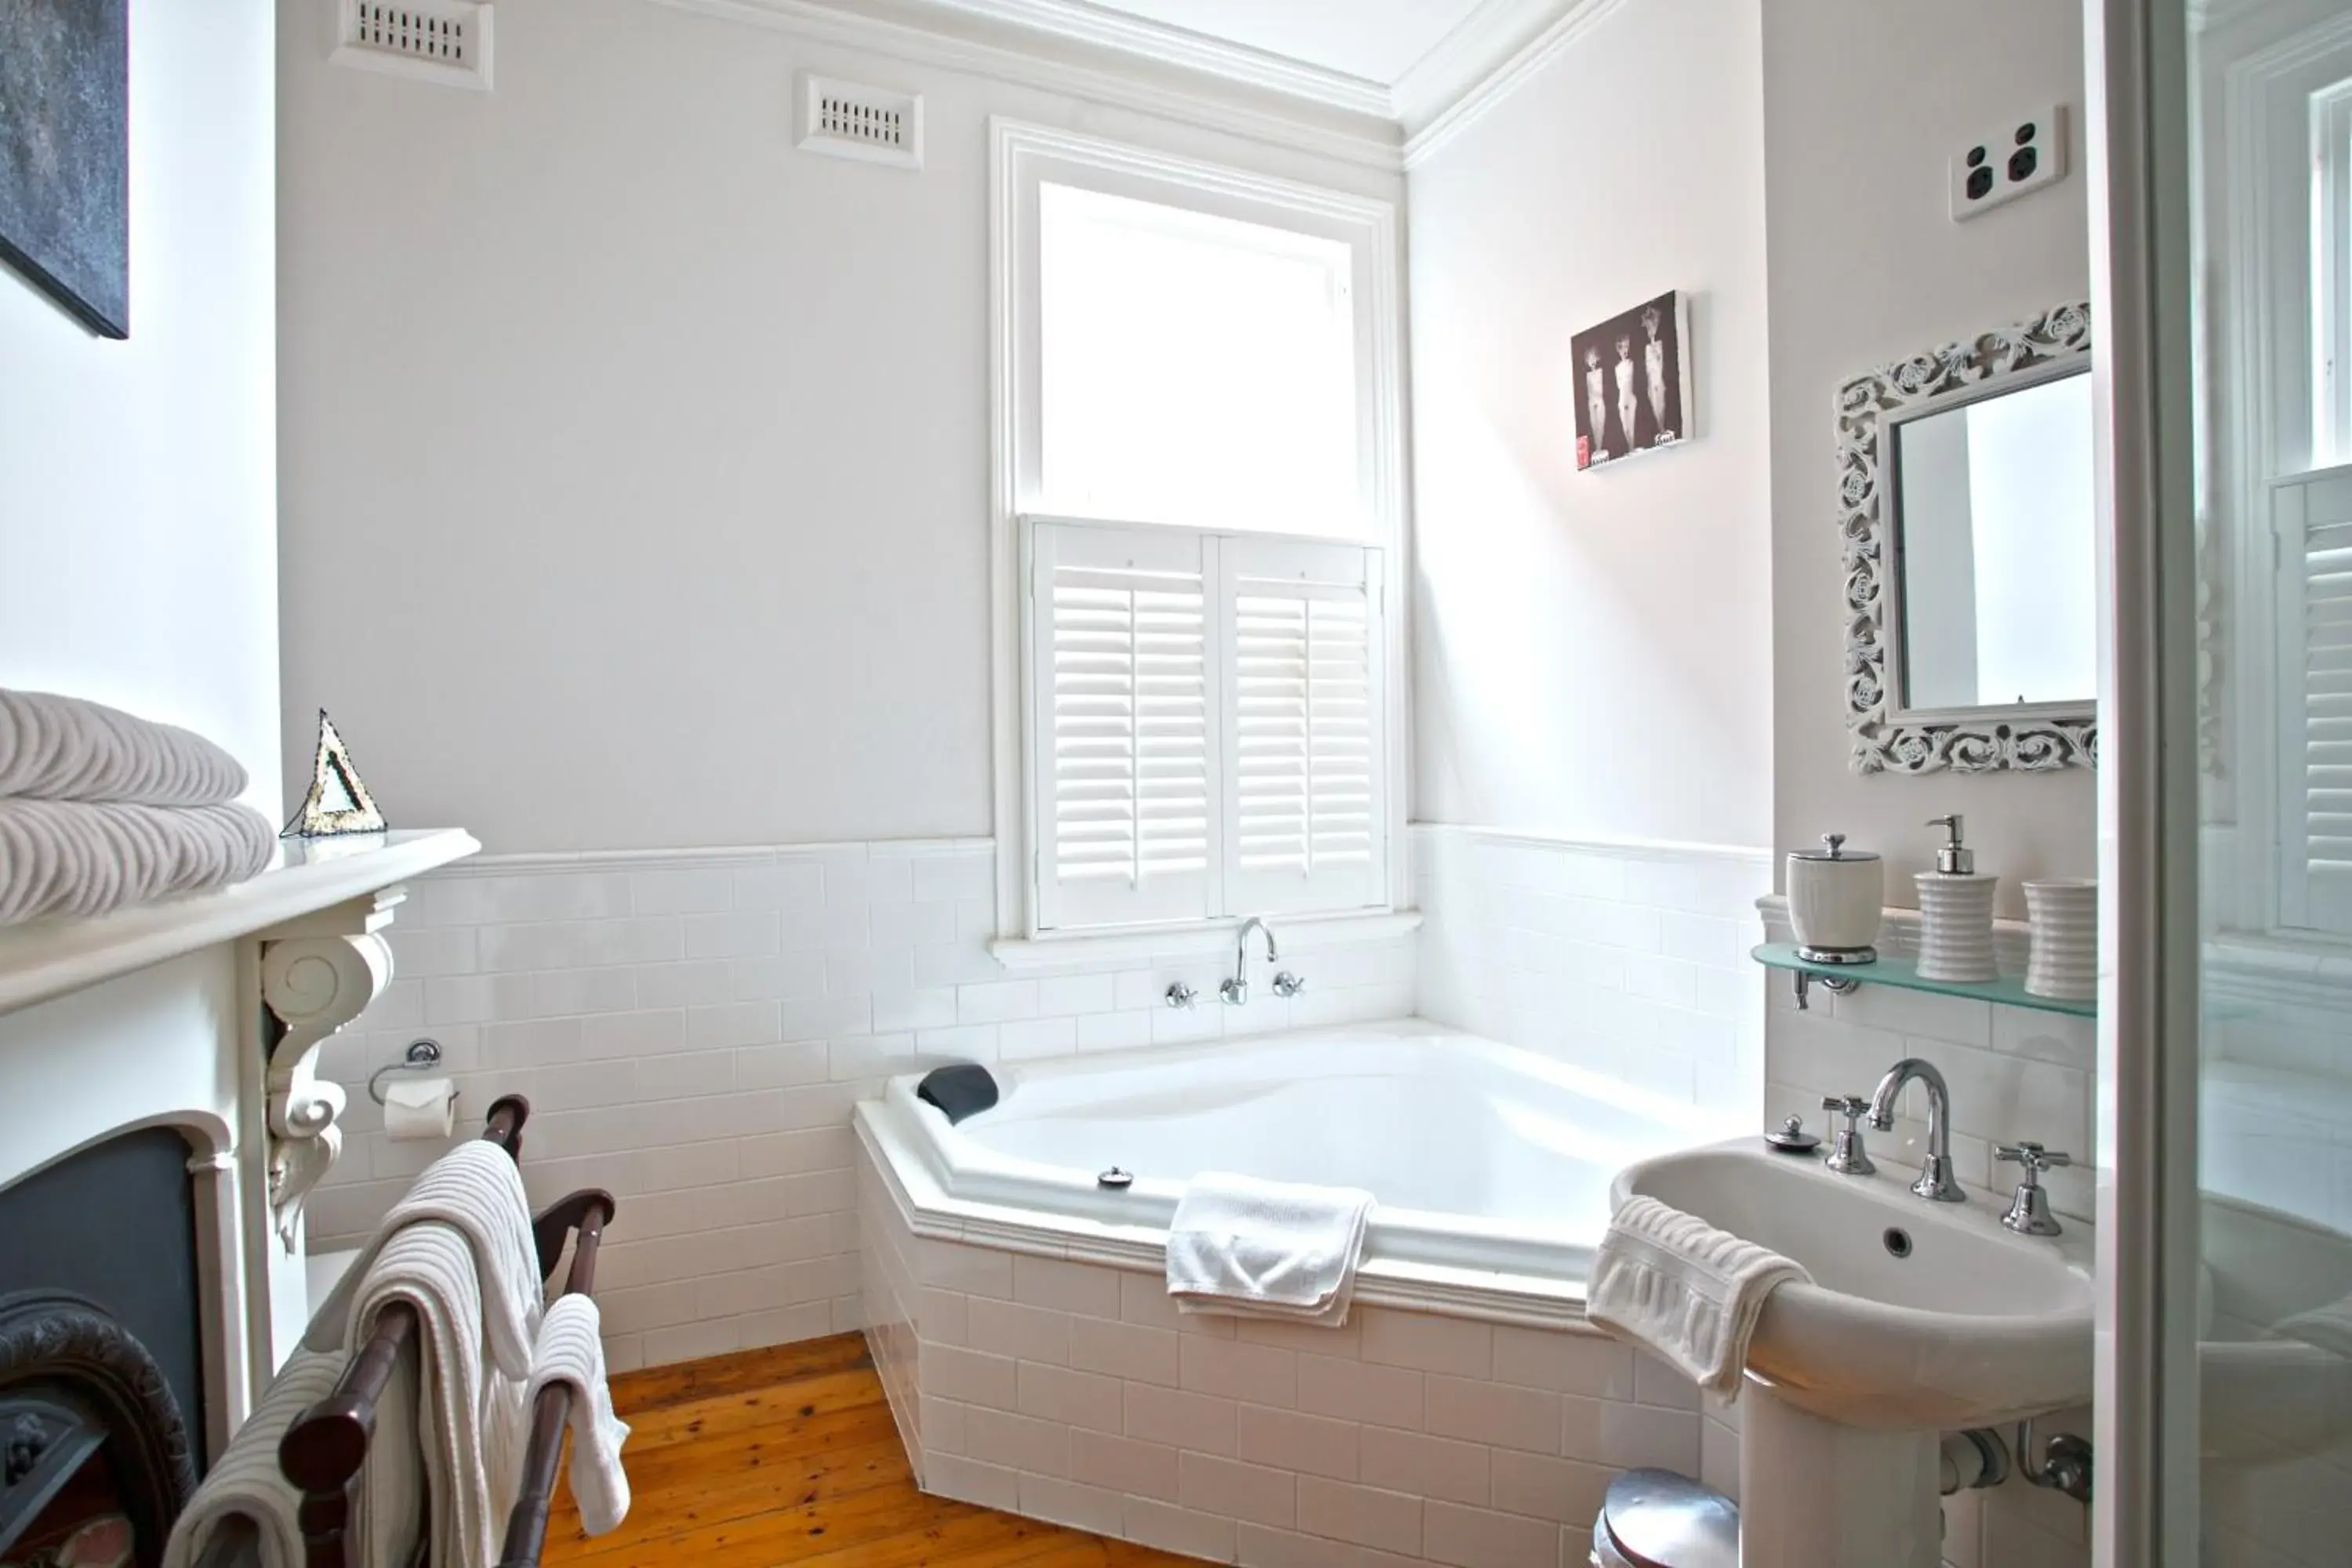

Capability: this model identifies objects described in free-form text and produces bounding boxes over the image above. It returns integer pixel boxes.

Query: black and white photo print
[1571,289,1691,470]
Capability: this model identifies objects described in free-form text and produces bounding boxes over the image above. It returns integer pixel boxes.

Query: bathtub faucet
[1221,917,1278,1007]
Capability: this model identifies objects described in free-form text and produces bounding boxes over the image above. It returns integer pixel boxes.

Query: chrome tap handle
[1272,971,1306,998]
[1165,982,1198,1010]
[1821,1094,1876,1176]
[1994,1143,2071,1236]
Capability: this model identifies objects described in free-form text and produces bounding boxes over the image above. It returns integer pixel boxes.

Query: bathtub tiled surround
[1413,826,1772,1123]
[306,840,1415,1370]
[860,1138,1708,1568]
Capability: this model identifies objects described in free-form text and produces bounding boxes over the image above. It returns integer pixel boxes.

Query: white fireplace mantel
[0,827,477,1458]
[0,829,477,1016]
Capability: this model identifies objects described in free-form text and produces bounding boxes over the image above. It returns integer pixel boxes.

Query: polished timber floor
[543,1333,1207,1566]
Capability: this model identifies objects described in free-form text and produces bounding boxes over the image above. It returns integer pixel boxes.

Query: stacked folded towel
[161,1348,351,1568]
[0,689,274,925]
[1165,1172,1375,1327]
[1585,1194,1810,1401]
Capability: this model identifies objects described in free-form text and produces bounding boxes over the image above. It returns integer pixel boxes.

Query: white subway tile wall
[1412,826,1771,1121]
[307,840,1416,1371]
[860,1144,1709,1566]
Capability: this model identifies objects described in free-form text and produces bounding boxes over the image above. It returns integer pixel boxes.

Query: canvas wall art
[0,0,131,339]
[1572,289,1691,470]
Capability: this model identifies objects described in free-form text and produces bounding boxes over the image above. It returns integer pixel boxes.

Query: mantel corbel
[253,887,407,1249]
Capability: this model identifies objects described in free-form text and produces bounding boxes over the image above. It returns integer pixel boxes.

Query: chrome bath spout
[1221,917,1276,1007]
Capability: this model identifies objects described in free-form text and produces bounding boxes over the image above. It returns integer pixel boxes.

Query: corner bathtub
[854,1020,1743,1324]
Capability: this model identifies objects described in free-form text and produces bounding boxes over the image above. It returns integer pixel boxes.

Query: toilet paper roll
[383,1076,458,1141]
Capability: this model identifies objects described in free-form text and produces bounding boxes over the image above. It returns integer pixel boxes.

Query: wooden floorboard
[544,1333,1208,1568]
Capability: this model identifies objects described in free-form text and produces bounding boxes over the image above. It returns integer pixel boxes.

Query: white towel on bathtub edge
[1584,1193,1810,1402]
[1166,1171,1374,1327]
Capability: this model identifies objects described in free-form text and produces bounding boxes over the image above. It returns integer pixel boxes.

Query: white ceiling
[1070,0,1495,86]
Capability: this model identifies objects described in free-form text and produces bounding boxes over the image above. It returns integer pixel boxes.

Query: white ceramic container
[1788,834,1883,963]
[2024,878,2098,1000]
[1915,872,1998,983]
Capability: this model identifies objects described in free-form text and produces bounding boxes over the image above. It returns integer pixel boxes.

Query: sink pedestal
[1737,1385,1941,1568]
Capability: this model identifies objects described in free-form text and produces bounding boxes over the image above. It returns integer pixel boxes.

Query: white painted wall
[1762,0,2092,914]
[1405,0,1773,851]
[0,0,281,815]
[275,0,1400,855]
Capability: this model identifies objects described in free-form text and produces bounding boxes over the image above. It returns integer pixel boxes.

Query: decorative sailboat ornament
[282,710,387,838]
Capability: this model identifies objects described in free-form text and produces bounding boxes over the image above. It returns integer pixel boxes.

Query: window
[990,122,1404,939]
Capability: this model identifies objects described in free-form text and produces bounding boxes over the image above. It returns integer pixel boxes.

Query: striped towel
[343,1220,532,1568]
[307,1140,544,1381]
[1586,1194,1810,1402]
[160,1348,349,1568]
[0,688,247,804]
[528,1296,632,1535]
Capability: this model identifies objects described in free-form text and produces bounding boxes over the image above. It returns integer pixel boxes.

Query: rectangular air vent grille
[797,74,924,170]
[332,0,493,90]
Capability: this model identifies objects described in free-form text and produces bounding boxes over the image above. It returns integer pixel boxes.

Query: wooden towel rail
[190,1094,617,1568]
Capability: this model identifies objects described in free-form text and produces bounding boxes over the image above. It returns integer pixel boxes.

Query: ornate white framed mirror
[1839,301,2098,772]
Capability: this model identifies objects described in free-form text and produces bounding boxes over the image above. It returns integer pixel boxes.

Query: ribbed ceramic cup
[1915,873,1998,982]
[2024,878,2098,1000]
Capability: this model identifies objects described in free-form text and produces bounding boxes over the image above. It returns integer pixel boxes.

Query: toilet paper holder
[368,1038,456,1107]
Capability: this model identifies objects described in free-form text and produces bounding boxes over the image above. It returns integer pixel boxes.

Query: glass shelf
[1751,943,2096,1018]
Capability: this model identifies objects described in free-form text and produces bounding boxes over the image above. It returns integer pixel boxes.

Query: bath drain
[1098,1167,1134,1190]
[1883,1226,1914,1259]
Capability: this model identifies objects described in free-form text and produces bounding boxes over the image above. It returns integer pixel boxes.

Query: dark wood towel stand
[191,1094,617,1568]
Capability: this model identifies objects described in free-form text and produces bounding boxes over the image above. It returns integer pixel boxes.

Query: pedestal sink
[1611,1140,2095,1568]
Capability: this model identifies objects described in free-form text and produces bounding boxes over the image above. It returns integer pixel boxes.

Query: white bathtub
[855,1020,1743,1320]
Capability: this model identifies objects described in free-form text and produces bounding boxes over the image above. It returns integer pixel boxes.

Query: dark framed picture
[1571,289,1691,470]
[0,0,131,339]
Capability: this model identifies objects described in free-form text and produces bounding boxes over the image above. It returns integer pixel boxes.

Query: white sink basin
[1612,1140,2096,1430]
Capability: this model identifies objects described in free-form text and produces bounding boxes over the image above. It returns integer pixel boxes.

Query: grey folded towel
[0,688,249,806]
[0,799,275,925]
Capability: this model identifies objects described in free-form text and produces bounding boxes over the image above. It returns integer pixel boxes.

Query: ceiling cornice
[1400,0,1625,168]
[906,0,1396,118]
[641,0,1623,175]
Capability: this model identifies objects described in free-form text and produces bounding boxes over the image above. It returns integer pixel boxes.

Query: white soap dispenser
[1915,815,1998,982]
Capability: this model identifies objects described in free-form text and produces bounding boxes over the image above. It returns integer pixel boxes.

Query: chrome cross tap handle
[1822,1094,1876,1176]
[1272,971,1307,998]
[1994,1142,2073,1236]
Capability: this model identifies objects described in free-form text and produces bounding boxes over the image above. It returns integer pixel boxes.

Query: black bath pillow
[916,1063,1000,1124]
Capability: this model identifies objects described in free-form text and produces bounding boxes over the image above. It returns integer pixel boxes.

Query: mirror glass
[1891,367,2097,712]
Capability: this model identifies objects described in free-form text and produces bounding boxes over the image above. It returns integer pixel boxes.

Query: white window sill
[988,909,1422,972]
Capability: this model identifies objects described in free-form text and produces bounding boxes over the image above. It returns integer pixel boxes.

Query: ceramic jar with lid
[1788,833,1883,964]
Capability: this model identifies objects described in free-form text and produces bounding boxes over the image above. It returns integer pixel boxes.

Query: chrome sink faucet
[1220,917,1305,1005]
[1867,1058,1968,1203]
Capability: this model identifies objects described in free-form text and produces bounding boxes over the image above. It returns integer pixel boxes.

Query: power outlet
[1950,106,2067,222]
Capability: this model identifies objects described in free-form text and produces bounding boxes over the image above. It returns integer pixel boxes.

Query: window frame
[987,119,1409,946]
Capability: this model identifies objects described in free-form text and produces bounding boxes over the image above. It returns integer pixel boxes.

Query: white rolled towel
[0,798,276,926]
[0,688,248,805]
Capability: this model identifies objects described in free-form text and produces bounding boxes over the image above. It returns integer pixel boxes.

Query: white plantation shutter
[2280,465,2352,934]
[1220,535,1387,916]
[1030,522,1220,930]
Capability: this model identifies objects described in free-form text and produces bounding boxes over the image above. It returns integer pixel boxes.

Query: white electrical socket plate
[1950,105,2067,223]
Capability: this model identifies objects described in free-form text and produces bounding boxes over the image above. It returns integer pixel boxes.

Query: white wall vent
[797,74,924,170]
[332,0,494,91]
